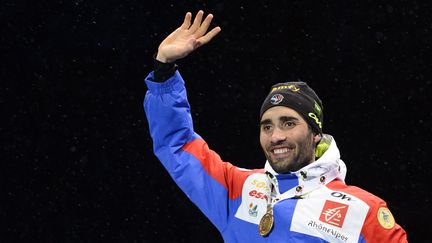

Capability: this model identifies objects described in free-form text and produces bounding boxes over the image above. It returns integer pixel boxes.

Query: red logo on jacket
[319,200,348,228]
[248,190,268,201]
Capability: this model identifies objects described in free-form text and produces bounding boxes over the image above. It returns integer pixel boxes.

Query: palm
[156,11,221,63]
[158,30,197,61]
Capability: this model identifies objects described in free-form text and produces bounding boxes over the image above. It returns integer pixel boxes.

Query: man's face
[259,106,320,173]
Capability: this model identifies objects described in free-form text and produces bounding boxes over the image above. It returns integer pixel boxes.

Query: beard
[265,131,316,174]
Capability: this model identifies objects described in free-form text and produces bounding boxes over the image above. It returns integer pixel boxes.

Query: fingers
[196,26,221,47]
[188,10,204,33]
[195,14,214,37]
[180,12,192,29]
[178,10,221,48]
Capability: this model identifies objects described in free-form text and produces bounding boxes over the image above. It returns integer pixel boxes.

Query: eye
[283,121,295,127]
[261,124,273,132]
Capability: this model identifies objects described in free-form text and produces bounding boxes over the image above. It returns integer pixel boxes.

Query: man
[144,10,408,242]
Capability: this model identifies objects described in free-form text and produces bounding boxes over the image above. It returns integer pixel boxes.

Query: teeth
[273,148,289,154]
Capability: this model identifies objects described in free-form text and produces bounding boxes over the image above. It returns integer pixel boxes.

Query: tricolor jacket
[144,70,408,242]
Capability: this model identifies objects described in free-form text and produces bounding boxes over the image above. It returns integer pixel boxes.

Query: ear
[313,133,322,143]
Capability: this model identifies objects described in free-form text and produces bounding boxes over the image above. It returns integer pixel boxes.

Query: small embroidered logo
[377,207,395,229]
[249,203,258,217]
[270,94,284,104]
[319,200,349,228]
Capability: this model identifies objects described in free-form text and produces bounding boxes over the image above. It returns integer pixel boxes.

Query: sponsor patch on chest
[291,187,369,243]
[319,200,349,227]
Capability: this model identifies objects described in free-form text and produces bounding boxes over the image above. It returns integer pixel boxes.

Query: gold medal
[259,205,274,237]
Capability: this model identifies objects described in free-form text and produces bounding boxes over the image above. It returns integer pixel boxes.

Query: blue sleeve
[144,70,198,152]
[144,71,246,232]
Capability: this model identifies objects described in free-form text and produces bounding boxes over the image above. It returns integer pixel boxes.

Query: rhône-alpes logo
[319,200,349,228]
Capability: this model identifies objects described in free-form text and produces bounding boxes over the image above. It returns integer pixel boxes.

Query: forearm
[144,70,198,152]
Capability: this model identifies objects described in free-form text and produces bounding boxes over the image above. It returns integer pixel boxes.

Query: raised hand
[156,11,221,63]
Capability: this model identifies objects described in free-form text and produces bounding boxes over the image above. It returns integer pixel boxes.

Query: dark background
[2,0,431,242]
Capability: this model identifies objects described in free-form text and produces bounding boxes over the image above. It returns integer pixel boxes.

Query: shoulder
[326,180,390,226]
[326,180,384,207]
[326,180,408,242]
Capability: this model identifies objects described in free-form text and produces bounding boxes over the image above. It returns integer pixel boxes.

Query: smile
[271,147,293,156]
[273,148,290,154]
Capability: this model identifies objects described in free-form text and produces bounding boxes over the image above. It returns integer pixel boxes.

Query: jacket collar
[264,134,347,194]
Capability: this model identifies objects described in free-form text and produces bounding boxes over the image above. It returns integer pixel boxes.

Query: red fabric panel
[182,139,262,200]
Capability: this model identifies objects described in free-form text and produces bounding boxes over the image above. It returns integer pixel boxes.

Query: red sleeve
[327,180,408,242]
[360,200,407,242]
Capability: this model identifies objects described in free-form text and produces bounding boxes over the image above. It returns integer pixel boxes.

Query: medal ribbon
[265,166,340,206]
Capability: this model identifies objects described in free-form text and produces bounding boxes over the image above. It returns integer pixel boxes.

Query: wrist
[155,52,174,64]
[153,54,177,82]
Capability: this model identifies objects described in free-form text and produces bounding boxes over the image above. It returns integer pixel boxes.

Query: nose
[271,127,287,143]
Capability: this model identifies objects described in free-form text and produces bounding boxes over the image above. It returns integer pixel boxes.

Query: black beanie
[260,81,324,134]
